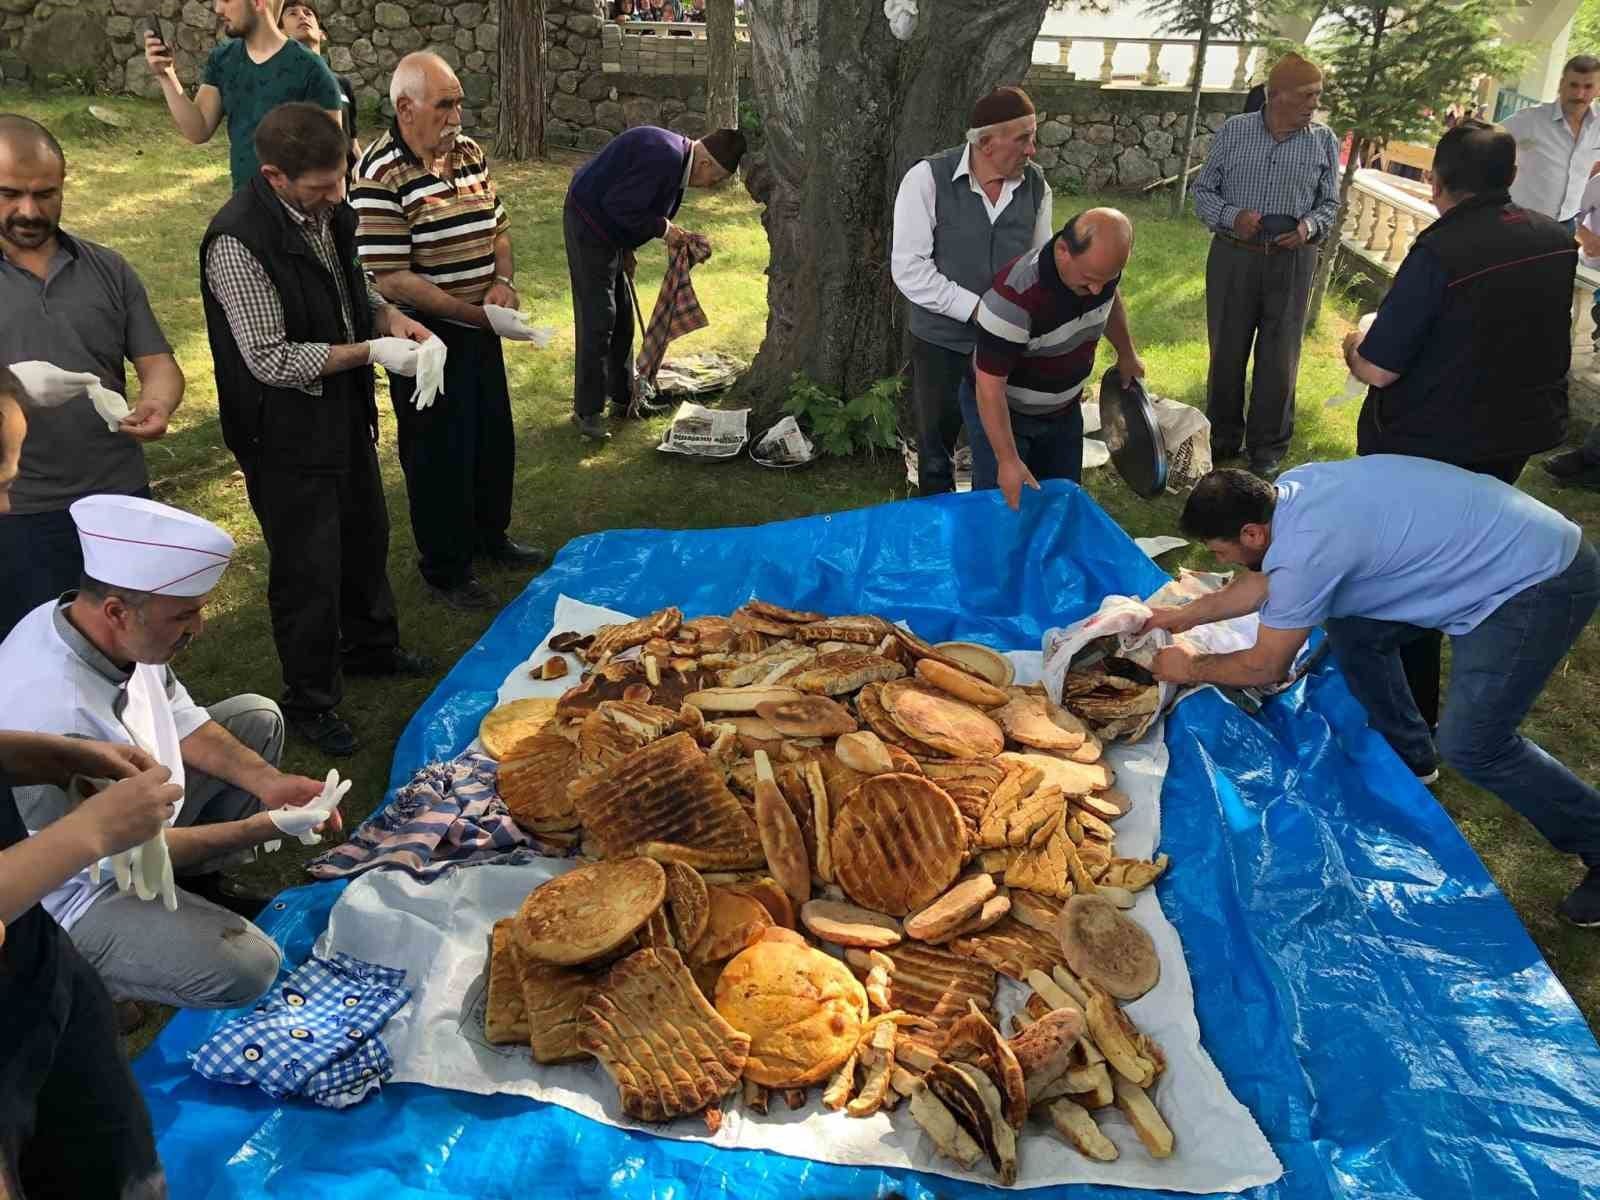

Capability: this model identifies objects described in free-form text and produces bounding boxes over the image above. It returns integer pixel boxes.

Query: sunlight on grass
[3,89,1596,1042]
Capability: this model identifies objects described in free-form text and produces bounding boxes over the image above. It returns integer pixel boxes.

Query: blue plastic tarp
[137,481,1600,1199]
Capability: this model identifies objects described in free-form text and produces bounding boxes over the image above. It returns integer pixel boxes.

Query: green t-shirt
[202,38,343,190]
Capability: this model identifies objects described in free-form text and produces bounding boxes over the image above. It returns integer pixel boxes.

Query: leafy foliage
[781,374,903,458]
[1142,0,1263,43]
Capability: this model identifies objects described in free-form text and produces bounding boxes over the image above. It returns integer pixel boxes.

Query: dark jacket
[200,175,376,474]
[566,125,692,248]
[1357,190,1574,465]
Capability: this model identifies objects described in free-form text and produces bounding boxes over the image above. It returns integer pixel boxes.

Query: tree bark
[737,0,1051,418]
[1171,2,1213,216]
[1303,140,1363,333]
[706,0,738,131]
[497,0,548,161]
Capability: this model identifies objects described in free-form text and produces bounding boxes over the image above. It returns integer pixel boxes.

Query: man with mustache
[0,494,341,1015]
[0,114,184,641]
[1192,53,1340,478]
[144,0,343,192]
[354,53,546,611]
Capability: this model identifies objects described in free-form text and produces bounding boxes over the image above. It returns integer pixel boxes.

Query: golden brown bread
[496,733,581,833]
[882,681,1004,759]
[514,858,666,966]
[479,698,561,760]
[714,940,868,1087]
[830,772,965,917]
[484,919,530,1044]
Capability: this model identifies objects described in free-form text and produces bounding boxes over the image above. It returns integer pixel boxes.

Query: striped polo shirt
[974,237,1118,416]
[352,122,509,305]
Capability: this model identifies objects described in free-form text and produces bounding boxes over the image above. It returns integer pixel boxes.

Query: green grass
[5,91,1596,1047]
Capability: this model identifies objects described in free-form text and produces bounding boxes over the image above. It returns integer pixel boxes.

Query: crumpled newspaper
[751,415,815,467]
[412,337,448,410]
[76,775,178,913]
[484,304,555,347]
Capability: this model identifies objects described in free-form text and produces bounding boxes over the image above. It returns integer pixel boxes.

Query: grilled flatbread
[792,615,896,645]
[786,650,906,696]
[496,733,582,833]
[570,732,765,868]
[830,773,965,917]
[663,861,711,950]
[1004,809,1075,899]
[579,947,752,1121]
[583,607,684,663]
[518,949,593,1064]
[995,693,1086,752]
[999,751,1114,796]
[876,940,998,1038]
[576,701,678,774]
[485,919,530,1044]
[883,681,1004,759]
[855,683,948,759]
[947,914,1069,982]
[515,858,666,966]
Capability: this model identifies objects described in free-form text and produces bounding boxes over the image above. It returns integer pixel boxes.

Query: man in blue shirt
[1145,461,1600,927]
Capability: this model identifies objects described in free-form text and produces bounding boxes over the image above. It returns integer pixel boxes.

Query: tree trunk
[497,0,548,161]
[1303,139,1363,333]
[1172,6,1213,217]
[706,0,738,131]
[736,0,1051,418]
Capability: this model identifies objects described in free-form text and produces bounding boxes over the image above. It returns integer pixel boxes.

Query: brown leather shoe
[116,1000,146,1035]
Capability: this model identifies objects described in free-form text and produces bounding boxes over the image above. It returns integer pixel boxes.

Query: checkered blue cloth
[191,952,410,1108]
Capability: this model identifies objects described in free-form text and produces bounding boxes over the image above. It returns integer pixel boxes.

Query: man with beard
[1144,462,1600,927]
[279,1,360,163]
[144,0,342,192]
[1192,53,1340,478]
[0,494,343,1010]
[892,86,1053,496]
[0,115,184,640]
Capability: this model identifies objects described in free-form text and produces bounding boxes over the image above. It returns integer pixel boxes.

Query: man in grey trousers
[1192,53,1340,478]
[891,86,1052,495]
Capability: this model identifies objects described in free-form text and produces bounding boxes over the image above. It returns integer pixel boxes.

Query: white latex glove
[367,336,424,377]
[9,360,103,407]
[263,768,351,851]
[411,337,447,410]
[484,304,555,347]
[88,382,131,432]
[77,774,179,912]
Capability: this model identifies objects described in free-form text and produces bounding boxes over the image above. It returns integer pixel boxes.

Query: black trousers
[563,202,635,418]
[240,435,400,717]
[1392,454,1527,728]
[388,322,515,589]
[0,487,150,643]
[909,336,970,496]
[1204,237,1317,462]
[1,926,166,1199]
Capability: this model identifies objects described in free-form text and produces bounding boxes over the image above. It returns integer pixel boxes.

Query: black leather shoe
[1213,443,1244,463]
[343,648,436,677]
[1558,867,1600,927]
[184,871,277,920]
[1542,449,1600,490]
[425,577,498,611]
[287,709,359,757]
[571,411,611,441]
[479,537,549,568]
[1249,457,1282,479]
[116,1000,146,1036]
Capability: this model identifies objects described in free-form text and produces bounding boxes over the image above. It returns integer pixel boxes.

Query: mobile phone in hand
[141,16,167,52]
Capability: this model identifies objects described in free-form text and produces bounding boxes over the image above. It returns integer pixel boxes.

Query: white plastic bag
[1327,313,1377,407]
[883,0,917,40]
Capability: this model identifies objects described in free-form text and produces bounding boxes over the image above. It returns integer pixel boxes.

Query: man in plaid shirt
[1193,53,1340,478]
[200,103,436,758]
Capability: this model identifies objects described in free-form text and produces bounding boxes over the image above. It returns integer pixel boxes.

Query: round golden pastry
[714,939,869,1087]
[479,697,561,759]
[515,858,666,966]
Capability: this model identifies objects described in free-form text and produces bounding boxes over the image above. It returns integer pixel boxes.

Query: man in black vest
[892,86,1052,496]
[200,103,434,757]
[1342,118,1576,768]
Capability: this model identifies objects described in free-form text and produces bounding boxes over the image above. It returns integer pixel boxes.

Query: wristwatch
[494,274,516,288]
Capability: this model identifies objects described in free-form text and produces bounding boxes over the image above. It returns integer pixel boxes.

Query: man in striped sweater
[963,208,1143,509]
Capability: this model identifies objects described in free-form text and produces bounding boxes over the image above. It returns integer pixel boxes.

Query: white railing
[612,20,748,40]
[1341,167,1599,353]
[1033,35,1265,89]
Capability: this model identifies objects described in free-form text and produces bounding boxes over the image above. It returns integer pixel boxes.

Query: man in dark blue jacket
[563,125,746,440]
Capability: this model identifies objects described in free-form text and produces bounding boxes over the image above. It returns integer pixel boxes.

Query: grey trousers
[1203,237,1318,462]
[67,695,286,1009]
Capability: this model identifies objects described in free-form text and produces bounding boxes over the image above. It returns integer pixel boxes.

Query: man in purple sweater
[563,124,746,440]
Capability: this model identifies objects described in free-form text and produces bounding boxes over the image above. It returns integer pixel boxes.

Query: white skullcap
[70,494,235,597]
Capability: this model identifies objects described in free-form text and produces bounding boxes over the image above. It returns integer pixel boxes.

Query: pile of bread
[479,601,1178,1185]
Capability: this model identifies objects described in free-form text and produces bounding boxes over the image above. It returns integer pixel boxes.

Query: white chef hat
[70,494,235,598]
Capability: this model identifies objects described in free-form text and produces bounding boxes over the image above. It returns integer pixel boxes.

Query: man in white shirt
[1547,165,1600,491]
[0,495,343,1012]
[1502,55,1600,226]
[892,87,1052,495]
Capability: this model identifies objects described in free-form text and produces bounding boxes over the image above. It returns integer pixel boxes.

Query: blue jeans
[958,376,1084,490]
[1328,541,1600,866]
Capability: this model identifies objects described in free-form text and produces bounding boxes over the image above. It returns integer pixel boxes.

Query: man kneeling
[0,494,343,1009]
[1145,459,1600,926]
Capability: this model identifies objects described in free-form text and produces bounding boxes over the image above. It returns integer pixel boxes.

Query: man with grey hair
[354,52,545,612]
[892,86,1054,496]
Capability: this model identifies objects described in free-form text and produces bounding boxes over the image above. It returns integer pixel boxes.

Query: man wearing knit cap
[1193,52,1340,478]
[892,85,1053,495]
[0,494,344,1015]
[564,124,747,441]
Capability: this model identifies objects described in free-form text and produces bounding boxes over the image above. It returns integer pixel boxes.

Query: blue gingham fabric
[191,952,410,1108]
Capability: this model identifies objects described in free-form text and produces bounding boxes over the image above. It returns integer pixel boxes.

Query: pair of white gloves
[367,336,448,410]
[10,360,131,432]
[76,769,352,913]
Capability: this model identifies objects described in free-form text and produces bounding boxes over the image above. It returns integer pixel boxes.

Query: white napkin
[412,337,448,410]
[484,304,555,347]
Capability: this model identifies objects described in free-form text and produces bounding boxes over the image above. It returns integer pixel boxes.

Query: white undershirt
[891,143,1054,323]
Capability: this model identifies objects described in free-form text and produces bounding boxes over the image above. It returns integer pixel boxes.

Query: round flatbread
[497,733,581,832]
[830,772,965,916]
[1057,893,1160,1000]
[480,697,561,760]
[882,680,1004,759]
[515,858,666,966]
[935,642,1015,687]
